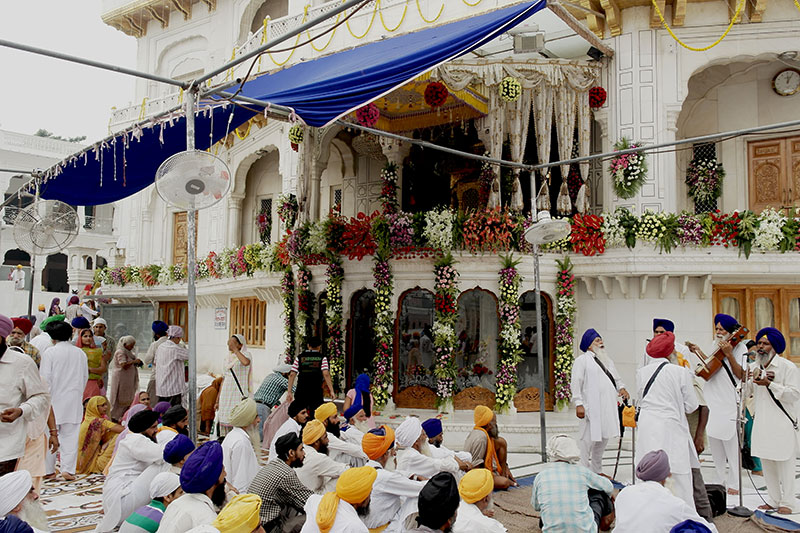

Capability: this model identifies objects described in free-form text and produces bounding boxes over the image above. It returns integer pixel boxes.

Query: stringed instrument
[686,325,749,380]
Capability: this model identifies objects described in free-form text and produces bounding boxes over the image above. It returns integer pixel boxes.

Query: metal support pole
[185,88,199,443]
[26,256,35,321]
[533,243,548,461]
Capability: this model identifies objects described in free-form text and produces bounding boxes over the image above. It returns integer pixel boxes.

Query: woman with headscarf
[342,373,376,429]
[78,328,107,400]
[48,297,61,317]
[64,295,81,322]
[76,396,124,474]
[152,401,171,422]
[199,376,224,436]
[216,334,252,436]
[109,336,143,421]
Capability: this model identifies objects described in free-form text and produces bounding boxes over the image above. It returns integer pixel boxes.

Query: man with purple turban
[570,328,629,473]
[614,450,717,532]
[636,332,699,507]
[422,418,472,464]
[748,327,800,514]
[687,313,746,495]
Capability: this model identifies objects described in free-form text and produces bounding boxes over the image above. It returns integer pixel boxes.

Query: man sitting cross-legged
[463,406,516,489]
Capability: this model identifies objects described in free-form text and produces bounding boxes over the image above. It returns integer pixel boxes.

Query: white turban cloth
[547,434,581,464]
[0,470,32,516]
[93,317,107,327]
[395,416,423,448]
[167,325,184,338]
[150,472,181,499]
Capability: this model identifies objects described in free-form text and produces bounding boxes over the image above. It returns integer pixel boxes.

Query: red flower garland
[356,103,380,127]
[570,214,605,256]
[589,86,607,108]
[424,81,449,108]
[341,211,379,260]
[709,211,740,248]
[461,208,518,253]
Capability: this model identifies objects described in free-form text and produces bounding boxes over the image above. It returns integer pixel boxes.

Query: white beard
[757,350,775,368]
[353,420,371,434]
[593,346,610,366]
[419,440,433,458]
[663,476,677,497]
[17,497,50,531]
[385,455,397,472]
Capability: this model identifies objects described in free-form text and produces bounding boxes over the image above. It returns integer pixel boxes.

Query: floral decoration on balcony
[569,214,605,256]
[589,86,607,108]
[685,156,725,205]
[496,254,523,412]
[610,138,647,199]
[325,260,345,389]
[356,103,380,128]
[433,253,459,409]
[281,270,296,364]
[257,212,272,244]
[424,81,448,108]
[461,208,520,253]
[499,76,522,103]
[277,194,298,229]
[554,256,576,409]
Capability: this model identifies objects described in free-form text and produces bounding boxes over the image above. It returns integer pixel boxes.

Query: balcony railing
[83,216,114,234]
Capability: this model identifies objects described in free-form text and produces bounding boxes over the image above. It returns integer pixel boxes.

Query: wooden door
[790,138,800,207]
[172,212,198,265]
[784,289,800,360]
[158,302,187,339]
[748,139,784,213]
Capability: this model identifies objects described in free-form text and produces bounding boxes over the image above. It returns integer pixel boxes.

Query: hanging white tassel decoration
[556,176,572,215]
[536,172,551,212]
[576,181,589,214]
[511,172,524,211]
[487,174,501,209]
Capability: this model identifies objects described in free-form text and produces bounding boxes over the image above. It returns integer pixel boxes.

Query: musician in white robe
[687,313,746,495]
[571,329,629,473]
[615,450,717,533]
[749,327,800,514]
[636,332,699,506]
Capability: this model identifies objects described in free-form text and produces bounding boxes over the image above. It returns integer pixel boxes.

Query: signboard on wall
[214,307,227,330]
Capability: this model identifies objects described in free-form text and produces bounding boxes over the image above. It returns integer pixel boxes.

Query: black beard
[318,443,329,456]
[211,480,227,507]
[356,503,370,517]
[177,426,189,436]
[432,440,442,448]
[144,432,157,443]
[326,422,341,438]
[290,457,304,468]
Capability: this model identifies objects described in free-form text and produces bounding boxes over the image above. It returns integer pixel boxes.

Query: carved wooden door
[790,138,800,207]
[748,139,784,213]
[172,212,197,265]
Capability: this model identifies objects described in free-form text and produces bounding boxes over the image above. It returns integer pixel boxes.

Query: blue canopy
[40,1,545,206]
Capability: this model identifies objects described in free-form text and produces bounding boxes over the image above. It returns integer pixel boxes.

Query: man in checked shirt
[248,432,313,533]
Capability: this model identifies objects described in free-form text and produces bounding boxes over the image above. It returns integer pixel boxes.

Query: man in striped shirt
[155,326,188,406]
[286,336,335,414]
[119,472,182,533]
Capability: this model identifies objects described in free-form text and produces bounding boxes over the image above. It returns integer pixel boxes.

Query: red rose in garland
[341,211,379,260]
[424,81,449,108]
[356,103,380,127]
[570,213,605,256]
[589,86,607,108]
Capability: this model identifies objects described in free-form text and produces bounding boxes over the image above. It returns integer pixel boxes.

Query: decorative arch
[346,288,376,389]
[452,287,500,409]
[235,146,282,244]
[3,249,30,266]
[393,287,435,407]
[155,35,209,78]
[42,253,68,293]
[237,0,289,45]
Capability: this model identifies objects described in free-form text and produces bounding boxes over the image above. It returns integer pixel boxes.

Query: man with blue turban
[570,329,629,473]
[749,327,800,514]
[159,441,228,532]
[687,313,746,495]
[422,418,473,464]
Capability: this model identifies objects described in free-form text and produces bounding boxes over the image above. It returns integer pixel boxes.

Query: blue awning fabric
[40,1,545,206]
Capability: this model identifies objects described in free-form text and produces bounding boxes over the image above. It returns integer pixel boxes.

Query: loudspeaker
[587,46,605,61]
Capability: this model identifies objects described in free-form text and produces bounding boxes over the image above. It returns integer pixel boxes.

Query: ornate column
[379,138,411,206]
[226,194,244,248]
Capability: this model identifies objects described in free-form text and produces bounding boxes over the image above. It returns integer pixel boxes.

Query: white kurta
[39,341,88,425]
[158,493,218,533]
[363,460,425,532]
[453,501,507,533]
[703,343,746,441]
[396,447,460,478]
[10,268,24,290]
[341,426,364,447]
[29,333,52,356]
[96,433,165,532]
[221,426,259,492]
[614,481,718,533]
[268,417,301,460]
[297,445,349,493]
[750,356,800,461]
[328,432,368,467]
[635,359,699,476]
[429,444,473,463]
[300,495,369,533]
[571,350,625,442]
[156,427,179,446]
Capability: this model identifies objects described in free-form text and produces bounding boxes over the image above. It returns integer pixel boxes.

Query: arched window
[249,0,288,34]
[518,291,555,392]
[42,253,69,293]
[3,249,30,266]
[96,256,108,269]
[347,289,376,387]
[397,288,435,393]
[85,256,93,270]
[456,288,499,391]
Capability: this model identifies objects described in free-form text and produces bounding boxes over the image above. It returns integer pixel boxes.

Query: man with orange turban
[463,406,516,490]
[636,331,699,507]
[455,469,506,532]
[361,426,425,532]
[297,420,348,494]
[301,466,376,533]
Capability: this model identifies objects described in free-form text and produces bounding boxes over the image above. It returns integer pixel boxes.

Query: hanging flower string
[499,76,522,103]
[325,260,345,389]
[371,254,394,408]
[277,194,299,229]
[296,266,313,352]
[380,162,399,214]
[356,103,380,128]
[685,156,725,205]
[288,124,304,152]
[496,254,523,412]
[554,256,576,409]
[433,253,459,408]
[281,270,296,364]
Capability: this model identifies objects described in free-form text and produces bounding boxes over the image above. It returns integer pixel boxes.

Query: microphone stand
[728,348,753,518]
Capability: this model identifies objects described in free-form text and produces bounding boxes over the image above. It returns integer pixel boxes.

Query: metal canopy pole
[532,228,548,462]
[185,87,199,443]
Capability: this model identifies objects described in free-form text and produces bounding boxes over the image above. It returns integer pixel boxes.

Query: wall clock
[772,68,800,96]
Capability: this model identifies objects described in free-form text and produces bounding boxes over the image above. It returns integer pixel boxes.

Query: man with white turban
[532,435,614,533]
[301,466,376,533]
[297,420,348,494]
[222,398,260,492]
[454,469,506,533]
[119,472,183,533]
[395,417,467,479]
[614,450,717,533]
[155,325,188,406]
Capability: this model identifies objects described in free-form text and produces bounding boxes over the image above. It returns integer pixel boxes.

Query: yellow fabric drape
[77,397,119,474]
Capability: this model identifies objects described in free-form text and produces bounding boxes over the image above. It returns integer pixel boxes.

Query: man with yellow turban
[222,398,260,492]
[301,466,376,533]
[361,426,425,532]
[315,402,368,468]
[454,469,506,532]
[463,406,516,490]
[297,419,348,494]
[394,416,468,480]
[185,493,265,532]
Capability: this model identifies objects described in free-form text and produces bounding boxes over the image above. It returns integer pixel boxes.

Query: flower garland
[281,270,296,364]
[257,211,272,244]
[499,77,522,103]
[296,266,313,351]
[324,260,345,389]
[554,256,576,409]
[461,208,518,253]
[432,253,459,408]
[754,207,784,252]
[496,254,523,412]
[356,103,380,127]
[589,86,607,108]
[380,162,399,214]
[685,157,725,205]
[610,138,647,199]
[371,254,394,408]
[424,81,448,108]
[277,194,298,229]
[570,213,605,256]
[423,208,454,251]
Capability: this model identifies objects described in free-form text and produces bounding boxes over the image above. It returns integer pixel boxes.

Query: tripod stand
[728,348,753,518]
